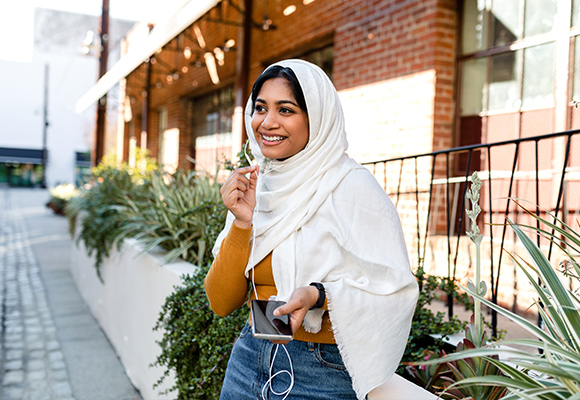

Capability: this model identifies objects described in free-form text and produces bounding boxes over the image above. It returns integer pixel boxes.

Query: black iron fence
[363,130,580,336]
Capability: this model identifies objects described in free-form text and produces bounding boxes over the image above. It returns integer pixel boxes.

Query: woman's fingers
[220,165,259,227]
[273,286,319,333]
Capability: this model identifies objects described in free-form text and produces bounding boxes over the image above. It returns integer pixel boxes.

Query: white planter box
[368,374,438,399]
[70,238,197,400]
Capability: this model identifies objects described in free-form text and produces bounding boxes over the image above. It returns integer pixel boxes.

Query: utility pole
[93,0,109,166]
[42,63,49,188]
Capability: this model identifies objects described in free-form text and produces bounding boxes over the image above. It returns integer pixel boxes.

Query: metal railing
[363,130,580,336]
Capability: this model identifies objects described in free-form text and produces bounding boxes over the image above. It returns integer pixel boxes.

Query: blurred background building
[0,7,133,188]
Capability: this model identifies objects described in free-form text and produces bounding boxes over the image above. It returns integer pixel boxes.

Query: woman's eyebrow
[255,97,298,107]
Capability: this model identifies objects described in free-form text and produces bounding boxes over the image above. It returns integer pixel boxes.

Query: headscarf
[213,59,418,399]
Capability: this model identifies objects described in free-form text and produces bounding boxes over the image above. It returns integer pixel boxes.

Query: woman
[205,59,418,400]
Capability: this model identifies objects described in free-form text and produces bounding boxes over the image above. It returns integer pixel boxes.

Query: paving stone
[3,370,24,385]
[29,380,48,391]
[49,360,66,370]
[51,369,68,381]
[4,360,23,370]
[5,326,24,334]
[27,370,47,381]
[45,340,59,351]
[5,349,24,360]
[27,360,45,371]
[4,334,22,343]
[5,340,24,349]
[48,351,64,363]
[28,390,51,400]
[28,350,46,359]
[2,386,25,400]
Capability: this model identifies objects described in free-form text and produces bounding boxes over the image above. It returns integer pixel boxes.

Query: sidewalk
[0,187,142,400]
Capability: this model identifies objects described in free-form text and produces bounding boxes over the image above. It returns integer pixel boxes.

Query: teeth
[262,135,285,142]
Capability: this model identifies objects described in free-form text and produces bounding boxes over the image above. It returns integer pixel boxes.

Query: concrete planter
[70,238,437,400]
[70,238,196,400]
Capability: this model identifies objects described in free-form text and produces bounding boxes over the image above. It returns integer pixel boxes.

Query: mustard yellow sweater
[204,223,335,343]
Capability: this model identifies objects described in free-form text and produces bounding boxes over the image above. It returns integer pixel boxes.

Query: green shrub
[67,166,150,280]
[400,269,468,375]
[152,264,249,399]
[115,169,224,267]
[66,148,158,280]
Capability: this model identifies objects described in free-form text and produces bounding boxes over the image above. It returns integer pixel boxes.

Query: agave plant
[407,172,507,399]
[420,201,580,399]
[115,169,226,267]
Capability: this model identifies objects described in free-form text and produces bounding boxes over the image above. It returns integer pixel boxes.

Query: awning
[0,147,44,165]
[75,0,219,114]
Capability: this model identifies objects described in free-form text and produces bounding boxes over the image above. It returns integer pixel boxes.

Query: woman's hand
[220,165,259,229]
[270,286,319,345]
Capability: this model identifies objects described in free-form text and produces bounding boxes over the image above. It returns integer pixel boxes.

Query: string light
[283,5,297,16]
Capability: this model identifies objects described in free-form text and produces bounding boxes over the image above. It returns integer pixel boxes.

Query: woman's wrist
[233,218,252,230]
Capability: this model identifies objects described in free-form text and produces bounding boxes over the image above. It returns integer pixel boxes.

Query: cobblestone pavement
[0,189,75,400]
[0,187,142,400]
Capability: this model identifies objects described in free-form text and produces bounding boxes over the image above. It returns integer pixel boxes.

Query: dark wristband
[309,282,325,310]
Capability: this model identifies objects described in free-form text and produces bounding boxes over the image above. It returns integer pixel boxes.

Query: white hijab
[214,59,418,399]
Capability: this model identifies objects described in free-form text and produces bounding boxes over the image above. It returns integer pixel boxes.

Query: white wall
[0,8,133,188]
[70,238,197,400]
[0,35,97,187]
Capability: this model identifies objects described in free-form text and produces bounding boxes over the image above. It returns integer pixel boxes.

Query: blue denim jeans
[220,323,357,400]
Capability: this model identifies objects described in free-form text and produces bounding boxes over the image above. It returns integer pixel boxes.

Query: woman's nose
[261,112,279,129]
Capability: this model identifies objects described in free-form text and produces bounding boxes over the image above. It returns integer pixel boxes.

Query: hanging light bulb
[204,52,220,84]
[225,39,236,50]
[213,47,225,66]
[193,25,206,49]
[183,46,192,59]
[283,5,297,16]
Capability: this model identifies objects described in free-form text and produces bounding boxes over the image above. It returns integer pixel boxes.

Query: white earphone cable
[243,143,294,400]
[261,344,295,400]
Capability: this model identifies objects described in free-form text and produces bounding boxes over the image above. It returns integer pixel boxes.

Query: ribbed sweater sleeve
[204,223,252,317]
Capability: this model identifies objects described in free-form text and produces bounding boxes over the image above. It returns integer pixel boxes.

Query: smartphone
[250,299,293,341]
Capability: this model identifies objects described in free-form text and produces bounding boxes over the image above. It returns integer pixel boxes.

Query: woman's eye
[280,107,294,114]
[255,105,266,113]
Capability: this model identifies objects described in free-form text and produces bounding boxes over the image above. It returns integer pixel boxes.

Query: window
[157,108,168,164]
[300,45,334,80]
[192,86,234,139]
[191,86,235,171]
[459,0,559,115]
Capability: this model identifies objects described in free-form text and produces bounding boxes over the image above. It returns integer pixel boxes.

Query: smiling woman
[251,77,309,160]
[205,59,418,400]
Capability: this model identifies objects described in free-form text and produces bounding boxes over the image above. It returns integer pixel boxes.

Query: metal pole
[42,63,49,188]
[235,0,252,144]
[93,0,109,166]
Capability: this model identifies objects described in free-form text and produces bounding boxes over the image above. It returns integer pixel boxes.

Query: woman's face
[251,77,309,160]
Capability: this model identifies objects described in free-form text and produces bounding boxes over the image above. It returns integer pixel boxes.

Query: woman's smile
[260,133,287,144]
[251,78,309,160]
